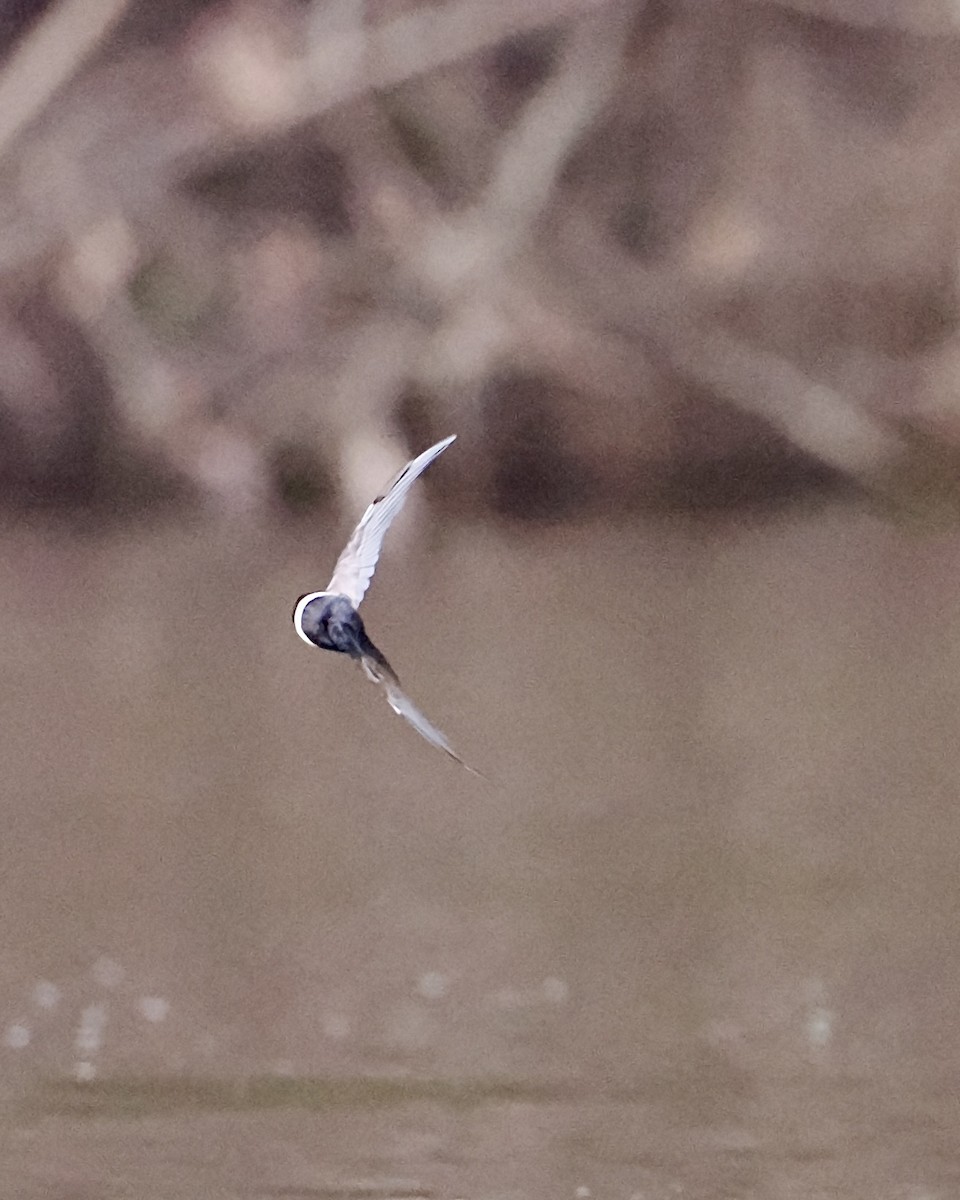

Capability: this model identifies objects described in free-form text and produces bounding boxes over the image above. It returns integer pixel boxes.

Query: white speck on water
[807,1006,834,1048]
[416,971,448,1000]
[74,1060,97,1082]
[33,981,61,1010]
[323,1012,351,1041]
[4,1022,30,1049]
[575,1187,591,1199]
[138,996,170,1023]
[75,1003,107,1055]
[542,976,569,1004]
[91,956,124,989]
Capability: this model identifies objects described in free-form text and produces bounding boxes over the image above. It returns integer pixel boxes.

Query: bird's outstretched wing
[357,651,486,779]
[326,434,456,608]
[384,681,487,779]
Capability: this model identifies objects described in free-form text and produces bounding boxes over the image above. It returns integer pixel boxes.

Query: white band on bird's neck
[293,590,334,645]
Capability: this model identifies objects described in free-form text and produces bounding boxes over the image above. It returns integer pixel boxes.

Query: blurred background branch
[0,0,956,518]
[0,0,129,160]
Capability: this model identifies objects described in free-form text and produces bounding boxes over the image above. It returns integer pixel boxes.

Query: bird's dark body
[298,593,395,676]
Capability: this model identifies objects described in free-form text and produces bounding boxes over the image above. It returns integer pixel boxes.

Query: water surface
[0,508,958,1197]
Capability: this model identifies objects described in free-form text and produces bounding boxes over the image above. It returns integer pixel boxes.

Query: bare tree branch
[0,0,131,162]
[549,215,904,479]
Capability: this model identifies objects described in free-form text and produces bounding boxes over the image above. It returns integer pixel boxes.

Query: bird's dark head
[293,590,361,653]
[293,590,331,648]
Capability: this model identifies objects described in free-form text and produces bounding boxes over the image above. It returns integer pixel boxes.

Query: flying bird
[293,434,482,776]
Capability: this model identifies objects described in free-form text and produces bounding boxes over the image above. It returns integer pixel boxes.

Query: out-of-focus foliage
[1,0,960,519]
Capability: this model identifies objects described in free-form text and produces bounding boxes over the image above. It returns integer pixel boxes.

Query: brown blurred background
[1,1,960,1196]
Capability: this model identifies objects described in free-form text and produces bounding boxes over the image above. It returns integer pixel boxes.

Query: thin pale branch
[480,1,633,234]
[0,0,131,162]
[549,215,904,478]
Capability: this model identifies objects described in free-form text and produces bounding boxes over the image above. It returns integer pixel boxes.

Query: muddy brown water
[0,507,958,1198]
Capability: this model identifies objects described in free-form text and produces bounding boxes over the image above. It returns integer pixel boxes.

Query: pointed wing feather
[355,650,485,779]
[326,434,456,607]
[384,680,486,779]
